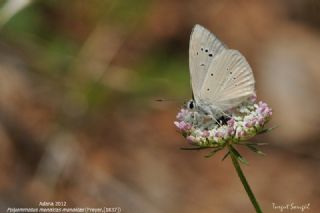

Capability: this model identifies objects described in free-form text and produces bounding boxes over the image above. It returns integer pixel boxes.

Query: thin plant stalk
[228,145,263,213]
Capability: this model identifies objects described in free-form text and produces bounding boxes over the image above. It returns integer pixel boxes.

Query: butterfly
[187,24,255,121]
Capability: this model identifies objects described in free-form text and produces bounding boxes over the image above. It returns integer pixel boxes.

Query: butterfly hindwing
[189,25,226,102]
[199,49,255,110]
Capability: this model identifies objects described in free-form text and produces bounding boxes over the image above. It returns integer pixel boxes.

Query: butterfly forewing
[199,49,255,111]
[189,24,226,102]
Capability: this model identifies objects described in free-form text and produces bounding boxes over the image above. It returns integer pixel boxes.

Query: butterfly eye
[187,100,195,109]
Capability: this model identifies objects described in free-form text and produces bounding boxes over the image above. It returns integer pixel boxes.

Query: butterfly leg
[197,105,223,127]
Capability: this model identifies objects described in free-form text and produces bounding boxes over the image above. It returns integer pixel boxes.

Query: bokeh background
[0,0,319,212]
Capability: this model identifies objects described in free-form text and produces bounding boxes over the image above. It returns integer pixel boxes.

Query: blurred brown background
[0,0,319,212]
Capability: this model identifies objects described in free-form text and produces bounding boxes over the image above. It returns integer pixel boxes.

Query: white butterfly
[187,24,255,120]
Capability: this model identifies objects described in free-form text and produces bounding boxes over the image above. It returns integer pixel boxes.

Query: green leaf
[258,126,278,134]
[238,142,269,146]
[204,147,223,158]
[229,146,249,165]
[221,151,230,161]
[180,147,208,150]
[246,144,265,156]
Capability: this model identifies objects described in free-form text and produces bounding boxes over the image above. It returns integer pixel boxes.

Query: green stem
[227,145,263,213]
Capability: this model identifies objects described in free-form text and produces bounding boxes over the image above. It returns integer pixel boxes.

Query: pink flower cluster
[174,99,272,146]
[174,120,192,132]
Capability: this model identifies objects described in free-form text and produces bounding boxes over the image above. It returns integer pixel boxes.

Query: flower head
[174,96,273,147]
